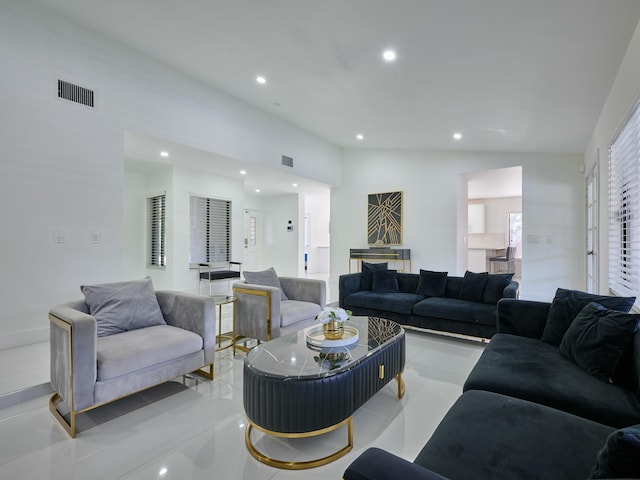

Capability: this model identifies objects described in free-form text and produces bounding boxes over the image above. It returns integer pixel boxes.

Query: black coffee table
[243,316,405,469]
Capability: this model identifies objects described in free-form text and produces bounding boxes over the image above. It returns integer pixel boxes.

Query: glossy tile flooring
[0,327,485,479]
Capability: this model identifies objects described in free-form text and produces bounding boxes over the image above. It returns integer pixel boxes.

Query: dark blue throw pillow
[541,288,636,346]
[372,269,399,293]
[360,262,388,290]
[459,271,489,303]
[591,425,640,478]
[559,302,639,383]
[482,273,514,305]
[416,269,448,297]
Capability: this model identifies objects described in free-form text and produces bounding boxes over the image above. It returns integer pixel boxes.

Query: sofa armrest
[279,277,326,308]
[339,273,362,307]
[503,280,519,299]
[497,298,551,338]
[49,303,97,412]
[233,282,282,340]
[155,291,217,364]
[343,448,450,480]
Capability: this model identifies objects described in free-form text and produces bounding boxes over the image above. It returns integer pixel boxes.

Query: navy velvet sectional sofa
[339,266,519,339]
[344,290,640,480]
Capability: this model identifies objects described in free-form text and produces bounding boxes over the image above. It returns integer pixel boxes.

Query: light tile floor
[0,327,485,479]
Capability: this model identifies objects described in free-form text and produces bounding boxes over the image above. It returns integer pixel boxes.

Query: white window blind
[147,193,166,267]
[190,195,231,264]
[609,101,640,305]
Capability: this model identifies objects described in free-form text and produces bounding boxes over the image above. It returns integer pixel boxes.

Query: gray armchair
[232,276,326,352]
[49,287,216,437]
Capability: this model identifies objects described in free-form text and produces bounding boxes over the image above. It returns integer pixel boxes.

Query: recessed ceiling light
[453,132,462,140]
[255,189,261,193]
[382,49,397,62]
[256,76,266,85]
[292,183,298,187]
[160,151,169,157]
[356,134,364,140]
[240,170,247,175]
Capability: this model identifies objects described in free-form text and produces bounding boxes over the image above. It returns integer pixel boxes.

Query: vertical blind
[190,195,231,264]
[609,101,640,305]
[147,193,167,267]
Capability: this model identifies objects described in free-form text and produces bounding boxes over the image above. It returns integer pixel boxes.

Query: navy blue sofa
[339,272,519,339]
[343,296,640,480]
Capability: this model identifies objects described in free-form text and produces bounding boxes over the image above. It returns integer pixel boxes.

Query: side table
[210,295,236,351]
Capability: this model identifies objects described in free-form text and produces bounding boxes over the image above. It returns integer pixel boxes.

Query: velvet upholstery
[464,333,640,428]
[81,277,166,337]
[243,267,288,300]
[233,276,325,342]
[416,270,448,297]
[559,302,639,382]
[49,290,216,435]
[459,271,488,303]
[360,261,388,290]
[340,271,518,339]
[590,424,640,479]
[413,391,614,480]
[482,273,514,304]
[344,448,449,480]
[541,288,635,346]
[371,269,399,292]
[496,299,551,338]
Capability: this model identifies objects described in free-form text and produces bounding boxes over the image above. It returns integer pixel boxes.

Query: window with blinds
[147,193,166,268]
[189,195,231,264]
[609,101,640,305]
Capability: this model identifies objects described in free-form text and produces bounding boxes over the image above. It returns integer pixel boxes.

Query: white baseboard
[0,328,49,350]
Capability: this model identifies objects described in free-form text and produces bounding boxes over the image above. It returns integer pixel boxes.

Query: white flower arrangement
[316,306,352,324]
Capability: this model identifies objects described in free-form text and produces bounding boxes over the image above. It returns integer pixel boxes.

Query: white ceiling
[35,0,640,154]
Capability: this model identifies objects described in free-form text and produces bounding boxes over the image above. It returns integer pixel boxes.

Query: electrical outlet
[53,231,65,244]
[90,231,101,244]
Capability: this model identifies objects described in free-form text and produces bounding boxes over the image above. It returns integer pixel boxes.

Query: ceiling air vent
[58,79,94,108]
[282,155,293,168]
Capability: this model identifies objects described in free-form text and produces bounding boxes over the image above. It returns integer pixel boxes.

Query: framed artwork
[368,191,403,245]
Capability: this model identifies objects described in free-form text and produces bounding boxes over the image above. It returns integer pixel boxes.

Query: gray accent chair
[232,277,326,352]
[49,290,216,437]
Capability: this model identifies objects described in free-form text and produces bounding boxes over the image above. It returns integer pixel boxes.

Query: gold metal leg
[49,393,76,438]
[193,363,214,380]
[396,372,405,399]
[245,417,353,470]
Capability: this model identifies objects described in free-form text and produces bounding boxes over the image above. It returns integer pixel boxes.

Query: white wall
[0,2,341,345]
[330,149,584,303]
[585,19,640,294]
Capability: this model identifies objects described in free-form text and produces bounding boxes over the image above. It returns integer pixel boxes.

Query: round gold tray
[305,325,359,348]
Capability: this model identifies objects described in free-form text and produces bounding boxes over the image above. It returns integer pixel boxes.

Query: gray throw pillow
[81,277,166,337]
[243,267,288,300]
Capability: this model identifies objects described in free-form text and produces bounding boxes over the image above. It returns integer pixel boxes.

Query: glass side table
[210,295,236,351]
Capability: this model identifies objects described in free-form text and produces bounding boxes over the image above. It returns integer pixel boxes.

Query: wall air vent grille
[282,155,294,168]
[57,79,94,107]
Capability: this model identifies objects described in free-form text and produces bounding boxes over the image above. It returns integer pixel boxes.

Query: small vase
[323,320,344,340]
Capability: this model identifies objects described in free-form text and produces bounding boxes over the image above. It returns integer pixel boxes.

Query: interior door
[243,209,261,271]
[585,162,599,293]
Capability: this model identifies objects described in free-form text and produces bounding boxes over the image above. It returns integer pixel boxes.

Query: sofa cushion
[590,424,640,479]
[559,302,639,383]
[459,271,488,303]
[81,277,166,337]
[244,267,288,300]
[413,297,497,326]
[416,269,448,297]
[96,325,203,381]
[372,269,399,292]
[482,273,514,304]
[414,390,614,480]
[541,288,635,346]
[280,300,322,327]
[360,262,388,290]
[444,276,463,298]
[464,333,640,427]
[345,291,425,315]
